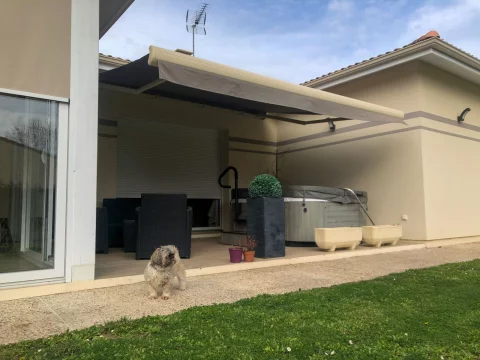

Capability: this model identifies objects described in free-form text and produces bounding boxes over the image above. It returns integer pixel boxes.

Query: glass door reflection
[0,94,58,274]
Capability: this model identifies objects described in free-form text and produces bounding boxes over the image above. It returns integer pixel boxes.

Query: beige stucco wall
[326,62,423,113]
[99,88,277,140]
[419,62,480,121]
[418,63,480,239]
[421,128,480,239]
[0,0,71,98]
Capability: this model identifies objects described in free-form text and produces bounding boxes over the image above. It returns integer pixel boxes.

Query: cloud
[328,0,354,12]
[100,0,480,85]
[407,0,480,33]
[399,0,480,57]
[100,0,347,83]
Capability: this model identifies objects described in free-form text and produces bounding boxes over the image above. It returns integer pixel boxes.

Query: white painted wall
[66,0,99,282]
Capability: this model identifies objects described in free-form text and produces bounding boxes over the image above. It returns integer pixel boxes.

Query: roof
[99,53,131,72]
[302,31,480,87]
[99,53,131,65]
[99,49,193,68]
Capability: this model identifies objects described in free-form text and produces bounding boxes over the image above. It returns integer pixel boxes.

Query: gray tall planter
[247,197,285,258]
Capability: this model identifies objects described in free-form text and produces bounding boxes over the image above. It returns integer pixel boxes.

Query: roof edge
[99,54,131,67]
[303,38,480,88]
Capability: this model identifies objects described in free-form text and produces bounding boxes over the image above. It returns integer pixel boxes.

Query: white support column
[66,0,99,282]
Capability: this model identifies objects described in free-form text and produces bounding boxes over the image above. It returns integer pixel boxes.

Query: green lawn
[2,261,480,360]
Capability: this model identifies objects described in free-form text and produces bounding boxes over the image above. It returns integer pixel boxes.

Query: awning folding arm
[266,114,350,129]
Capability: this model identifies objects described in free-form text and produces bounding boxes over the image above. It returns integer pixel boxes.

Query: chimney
[410,30,440,45]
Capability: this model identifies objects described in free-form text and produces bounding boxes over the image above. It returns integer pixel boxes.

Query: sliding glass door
[0,92,67,286]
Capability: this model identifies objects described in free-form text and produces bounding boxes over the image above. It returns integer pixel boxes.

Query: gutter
[304,39,480,89]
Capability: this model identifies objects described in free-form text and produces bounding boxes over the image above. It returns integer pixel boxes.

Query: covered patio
[94,45,405,279]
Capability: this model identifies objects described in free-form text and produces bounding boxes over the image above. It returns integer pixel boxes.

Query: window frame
[0,90,68,288]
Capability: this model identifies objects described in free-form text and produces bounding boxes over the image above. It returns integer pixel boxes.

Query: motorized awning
[99,46,404,125]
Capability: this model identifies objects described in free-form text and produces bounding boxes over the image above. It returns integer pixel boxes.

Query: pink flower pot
[229,248,243,263]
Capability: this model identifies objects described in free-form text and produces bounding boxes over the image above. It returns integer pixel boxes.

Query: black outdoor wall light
[328,120,336,131]
[457,108,471,122]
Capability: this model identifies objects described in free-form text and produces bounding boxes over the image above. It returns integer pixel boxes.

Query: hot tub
[283,185,367,246]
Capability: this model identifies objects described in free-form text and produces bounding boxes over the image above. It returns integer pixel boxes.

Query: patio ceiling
[99,46,404,125]
[99,0,135,39]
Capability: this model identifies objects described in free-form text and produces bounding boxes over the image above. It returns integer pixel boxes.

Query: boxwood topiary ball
[248,174,282,198]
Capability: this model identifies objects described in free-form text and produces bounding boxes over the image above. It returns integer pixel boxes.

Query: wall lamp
[457,108,471,122]
[328,120,336,131]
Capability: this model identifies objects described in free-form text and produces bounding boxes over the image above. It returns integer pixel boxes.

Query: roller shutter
[117,119,221,199]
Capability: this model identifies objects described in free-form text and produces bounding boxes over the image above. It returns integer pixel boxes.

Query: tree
[5,119,57,155]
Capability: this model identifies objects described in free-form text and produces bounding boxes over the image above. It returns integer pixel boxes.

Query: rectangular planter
[362,225,402,247]
[314,227,362,252]
[247,197,285,258]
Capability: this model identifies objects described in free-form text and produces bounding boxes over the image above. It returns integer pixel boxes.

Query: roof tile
[99,53,131,63]
[301,31,479,86]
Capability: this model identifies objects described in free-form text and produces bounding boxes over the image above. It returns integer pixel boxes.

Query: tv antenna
[186,3,208,56]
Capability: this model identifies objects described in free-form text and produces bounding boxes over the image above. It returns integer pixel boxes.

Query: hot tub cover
[282,185,367,204]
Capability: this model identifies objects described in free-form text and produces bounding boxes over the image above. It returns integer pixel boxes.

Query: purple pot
[229,248,243,263]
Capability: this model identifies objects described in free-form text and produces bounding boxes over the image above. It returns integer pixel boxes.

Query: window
[0,93,59,274]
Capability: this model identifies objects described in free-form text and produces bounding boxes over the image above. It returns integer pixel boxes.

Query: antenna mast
[186,3,208,56]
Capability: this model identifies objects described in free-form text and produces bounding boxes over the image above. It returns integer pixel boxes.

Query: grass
[2,261,480,360]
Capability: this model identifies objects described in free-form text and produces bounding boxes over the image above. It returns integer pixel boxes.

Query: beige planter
[362,225,402,247]
[314,227,363,252]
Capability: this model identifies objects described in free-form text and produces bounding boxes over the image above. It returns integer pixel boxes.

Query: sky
[100,0,480,84]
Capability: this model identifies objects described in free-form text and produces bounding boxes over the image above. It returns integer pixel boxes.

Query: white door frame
[0,102,68,286]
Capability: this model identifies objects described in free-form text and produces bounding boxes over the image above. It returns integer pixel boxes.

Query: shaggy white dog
[144,245,186,300]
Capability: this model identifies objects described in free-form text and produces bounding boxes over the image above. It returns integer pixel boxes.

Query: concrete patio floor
[96,237,414,279]
[1,242,479,345]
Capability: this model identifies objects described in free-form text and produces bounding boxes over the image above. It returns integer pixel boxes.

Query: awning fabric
[99,46,404,124]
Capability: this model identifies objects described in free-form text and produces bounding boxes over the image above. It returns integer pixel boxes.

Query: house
[0,0,474,291]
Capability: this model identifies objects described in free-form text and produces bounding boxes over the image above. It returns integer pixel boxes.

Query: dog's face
[150,245,179,268]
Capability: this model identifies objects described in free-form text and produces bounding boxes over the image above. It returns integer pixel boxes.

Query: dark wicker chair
[95,207,109,254]
[123,219,137,253]
[136,194,192,260]
[102,198,141,247]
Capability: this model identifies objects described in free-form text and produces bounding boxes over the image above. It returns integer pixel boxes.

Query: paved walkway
[1,243,479,345]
